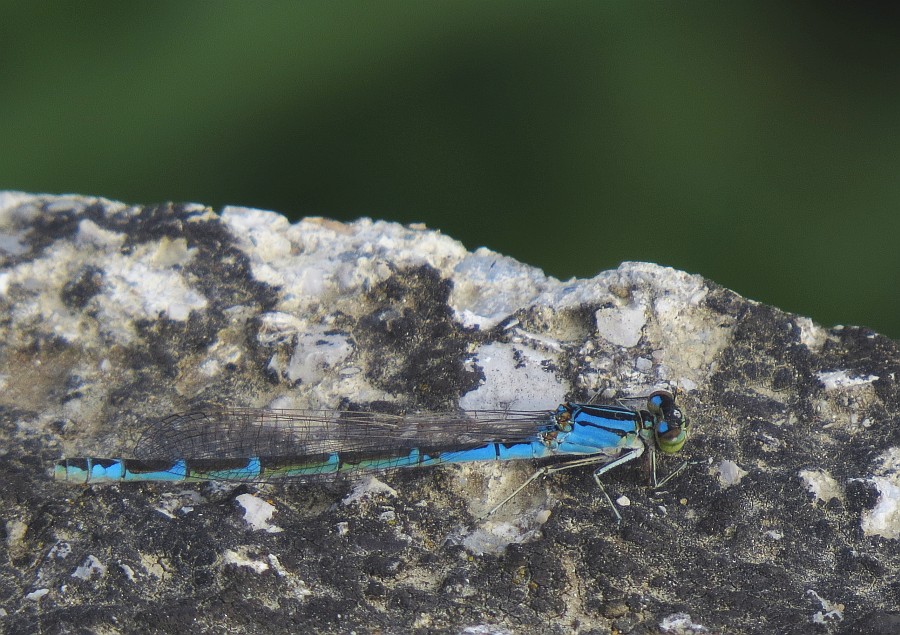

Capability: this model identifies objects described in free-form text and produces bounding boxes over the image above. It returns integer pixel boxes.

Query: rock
[1,192,897,633]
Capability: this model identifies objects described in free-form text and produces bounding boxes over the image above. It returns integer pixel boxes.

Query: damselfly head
[647,390,689,454]
[654,406,689,454]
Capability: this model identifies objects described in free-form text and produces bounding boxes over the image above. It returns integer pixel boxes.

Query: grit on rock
[1,192,898,634]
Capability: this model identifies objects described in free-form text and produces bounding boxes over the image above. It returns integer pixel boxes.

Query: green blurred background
[3,2,899,337]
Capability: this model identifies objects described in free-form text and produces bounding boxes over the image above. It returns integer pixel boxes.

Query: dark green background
[3,3,899,337]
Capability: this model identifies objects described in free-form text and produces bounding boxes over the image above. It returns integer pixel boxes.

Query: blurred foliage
[2,2,899,336]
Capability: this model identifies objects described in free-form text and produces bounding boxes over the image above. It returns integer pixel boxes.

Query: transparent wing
[133,408,555,461]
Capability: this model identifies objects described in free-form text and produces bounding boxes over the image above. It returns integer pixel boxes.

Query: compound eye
[655,423,687,453]
[647,390,676,417]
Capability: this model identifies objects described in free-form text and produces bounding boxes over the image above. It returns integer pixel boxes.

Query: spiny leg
[653,460,692,489]
[481,465,555,520]
[588,445,647,522]
[482,456,618,520]
[481,445,646,522]
[649,447,692,490]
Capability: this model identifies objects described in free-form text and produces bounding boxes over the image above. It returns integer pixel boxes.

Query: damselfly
[54,391,689,520]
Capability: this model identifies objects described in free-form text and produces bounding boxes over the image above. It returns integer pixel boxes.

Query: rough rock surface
[1,192,898,634]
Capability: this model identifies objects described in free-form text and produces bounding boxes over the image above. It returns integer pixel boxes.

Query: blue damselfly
[54,391,690,520]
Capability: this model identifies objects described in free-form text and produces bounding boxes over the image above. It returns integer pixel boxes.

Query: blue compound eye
[647,390,676,417]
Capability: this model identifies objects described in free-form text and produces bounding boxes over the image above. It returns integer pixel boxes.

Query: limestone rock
[1,192,897,633]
